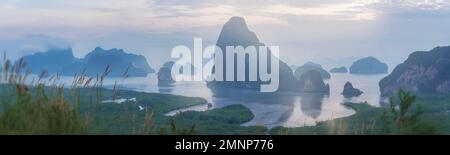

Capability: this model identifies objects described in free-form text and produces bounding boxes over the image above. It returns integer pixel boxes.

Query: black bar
[0,135,446,153]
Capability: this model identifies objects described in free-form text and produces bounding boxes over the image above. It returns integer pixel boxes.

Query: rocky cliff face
[82,47,155,77]
[297,70,330,93]
[379,46,450,96]
[342,82,363,98]
[207,16,302,92]
[157,61,176,86]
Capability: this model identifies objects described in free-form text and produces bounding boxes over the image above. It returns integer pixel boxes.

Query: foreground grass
[0,56,267,134]
[0,83,265,134]
[0,84,88,134]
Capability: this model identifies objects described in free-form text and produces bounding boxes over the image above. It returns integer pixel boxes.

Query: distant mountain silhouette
[380,46,450,96]
[19,47,155,77]
[330,67,348,73]
[295,62,331,79]
[207,16,329,93]
[349,57,388,74]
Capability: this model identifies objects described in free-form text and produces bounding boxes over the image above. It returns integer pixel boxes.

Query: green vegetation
[0,58,90,134]
[271,90,445,135]
[270,102,385,135]
[0,56,264,135]
[0,84,88,134]
[167,104,266,135]
[381,89,437,134]
[1,56,450,135]
[0,82,263,134]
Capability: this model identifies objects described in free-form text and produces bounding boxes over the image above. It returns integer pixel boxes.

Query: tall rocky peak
[217,16,261,48]
[208,16,329,93]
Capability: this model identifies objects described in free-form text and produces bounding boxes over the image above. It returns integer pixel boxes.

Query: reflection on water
[157,86,174,93]
[299,93,327,119]
[48,73,386,128]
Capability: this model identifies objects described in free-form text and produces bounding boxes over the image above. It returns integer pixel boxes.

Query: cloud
[0,34,71,59]
[375,0,450,10]
[1,0,449,33]
[0,0,449,66]
[264,1,379,21]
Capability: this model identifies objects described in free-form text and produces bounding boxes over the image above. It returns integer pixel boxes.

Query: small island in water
[349,57,388,74]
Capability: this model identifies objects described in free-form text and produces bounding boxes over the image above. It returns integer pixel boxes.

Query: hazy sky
[1,0,450,69]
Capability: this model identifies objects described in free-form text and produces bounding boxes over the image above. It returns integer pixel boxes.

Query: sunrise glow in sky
[1,0,450,68]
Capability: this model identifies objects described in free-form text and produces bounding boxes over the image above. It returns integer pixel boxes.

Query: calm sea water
[86,73,387,128]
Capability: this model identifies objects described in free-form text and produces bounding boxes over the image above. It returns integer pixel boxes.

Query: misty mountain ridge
[18,47,155,77]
